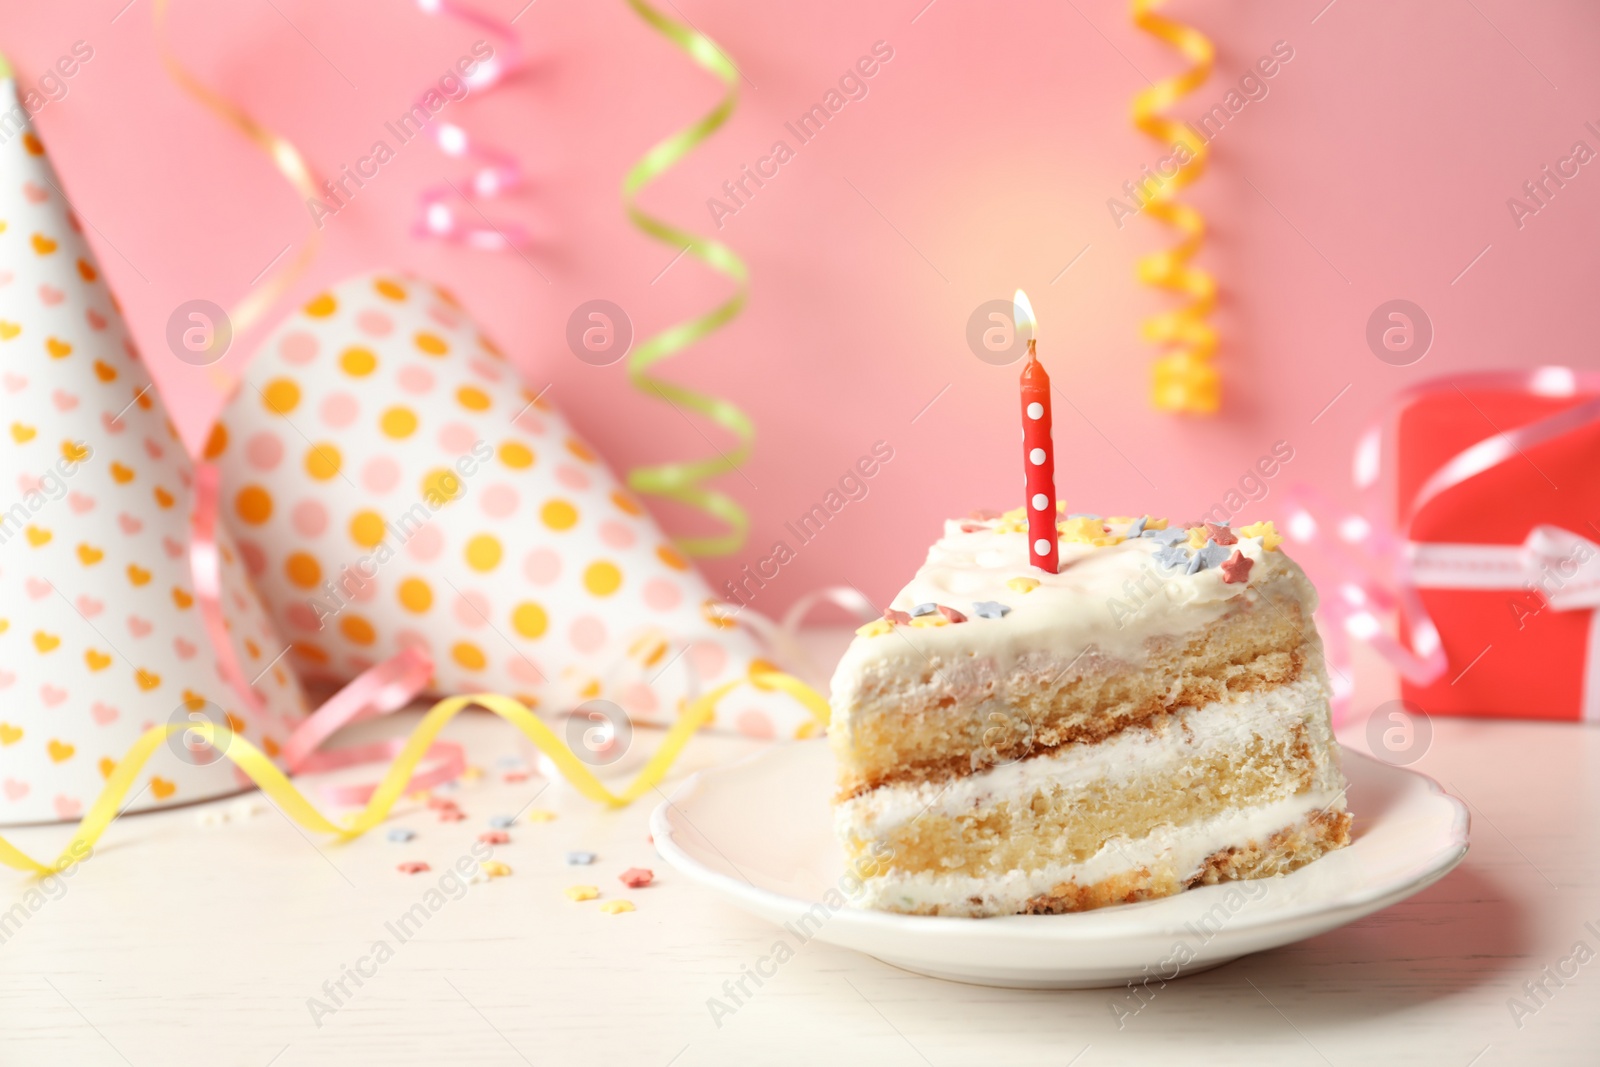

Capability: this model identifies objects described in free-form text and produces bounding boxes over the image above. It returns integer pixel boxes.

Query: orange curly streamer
[1130,0,1219,415]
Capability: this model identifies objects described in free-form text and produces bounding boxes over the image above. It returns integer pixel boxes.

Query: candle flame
[1012,289,1036,342]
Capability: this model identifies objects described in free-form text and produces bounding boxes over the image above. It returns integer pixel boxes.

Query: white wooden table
[1,629,1596,1066]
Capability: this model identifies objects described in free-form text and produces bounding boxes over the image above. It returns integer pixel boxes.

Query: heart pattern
[0,80,309,825]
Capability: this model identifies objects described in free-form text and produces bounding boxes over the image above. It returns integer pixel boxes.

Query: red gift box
[1396,378,1600,721]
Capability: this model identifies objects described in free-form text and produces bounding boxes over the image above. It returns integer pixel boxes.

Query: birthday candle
[1015,290,1058,573]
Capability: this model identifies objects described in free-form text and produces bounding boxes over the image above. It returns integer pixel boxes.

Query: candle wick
[1026,338,1037,358]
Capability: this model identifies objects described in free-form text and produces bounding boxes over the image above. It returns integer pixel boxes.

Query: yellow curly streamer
[1130,0,1219,415]
[621,0,754,557]
[0,669,828,876]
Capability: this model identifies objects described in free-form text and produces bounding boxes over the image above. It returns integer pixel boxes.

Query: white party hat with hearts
[0,72,309,824]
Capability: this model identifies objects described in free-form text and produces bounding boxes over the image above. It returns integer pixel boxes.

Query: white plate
[650,742,1470,989]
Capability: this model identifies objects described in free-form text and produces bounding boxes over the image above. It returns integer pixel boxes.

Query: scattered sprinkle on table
[488,815,515,829]
[387,828,416,843]
[599,900,635,915]
[566,851,596,865]
[618,868,653,888]
[437,809,467,823]
[478,830,510,845]
[425,796,457,811]
[503,771,533,783]
[397,861,430,874]
[564,885,599,902]
[481,861,512,879]
[461,766,485,782]
[525,809,557,823]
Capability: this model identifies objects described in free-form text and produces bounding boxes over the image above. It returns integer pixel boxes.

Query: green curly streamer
[621,0,753,558]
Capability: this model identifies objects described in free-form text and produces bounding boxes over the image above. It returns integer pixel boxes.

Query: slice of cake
[829,511,1350,918]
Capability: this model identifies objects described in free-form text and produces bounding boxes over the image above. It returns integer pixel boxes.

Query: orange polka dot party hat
[208,273,820,741]
[0,73,313,825]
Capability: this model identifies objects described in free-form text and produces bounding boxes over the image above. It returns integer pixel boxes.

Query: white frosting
[838,674,1346,914]
[829,517,1305,713]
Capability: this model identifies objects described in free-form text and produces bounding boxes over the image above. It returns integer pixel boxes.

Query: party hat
[210,272,814,740]
[0,73,308,824]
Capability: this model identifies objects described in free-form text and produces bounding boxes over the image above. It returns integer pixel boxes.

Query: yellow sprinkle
[1186,526,1208,550]
[908,615,948,628]
[855,619,893,637]
[1060,517,1123,547]
[1106,515,1137,524]
[1240,520,1283,551]
[599,900,635,915]
[565,885,600,901]
[1007,577,1040,594]
[461,766,485,782]
[1144,516,1169,530]
[482,861,512,878]
[526,809,558,823]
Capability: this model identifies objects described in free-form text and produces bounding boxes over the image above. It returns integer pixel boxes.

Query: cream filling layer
[837,674,1340,835]
[853,788,1346,915]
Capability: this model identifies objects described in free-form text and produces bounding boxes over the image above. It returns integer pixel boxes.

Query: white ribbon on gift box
[1402,526,1600,722]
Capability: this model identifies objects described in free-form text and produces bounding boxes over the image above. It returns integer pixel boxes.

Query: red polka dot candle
[1016,290,1058,573]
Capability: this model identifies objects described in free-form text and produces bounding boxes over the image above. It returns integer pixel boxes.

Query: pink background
[5,0,1599,612]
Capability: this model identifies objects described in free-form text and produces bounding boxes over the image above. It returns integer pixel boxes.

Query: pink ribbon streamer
[1284,367,1600,719]
[189,464,463,803]
[412,0,532,250]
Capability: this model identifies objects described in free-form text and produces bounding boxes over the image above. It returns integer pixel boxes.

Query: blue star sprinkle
[1187,541,1232,574]
[971,601,1011,619]
[1127,516,1148,537]
[387,828,416,843]
[910,602,938,617]
[1145,526,1188,546]
[489,815,516,829]
[565,851,597,865]
[1154,545,1191,570]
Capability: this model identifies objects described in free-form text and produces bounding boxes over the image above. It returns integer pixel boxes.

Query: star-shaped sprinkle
[1187,541,1232,574]
[566,851,597,865]
[387,828,416,843]
[910,602,938,617]
[883,608,911,625]
[489,814,515,829]
[1239,520,1283,551]
[855,619,892,637]
[972,601,1011,619]
[937,605,967,624]
[1154,545,1190,570]
[1220,550,1254,584]
[1204,522,1237,546]
[1127,516,1148,537]
[1006,576,1040,594]
[1145,527,1188,546]
[1185,526,1209,550]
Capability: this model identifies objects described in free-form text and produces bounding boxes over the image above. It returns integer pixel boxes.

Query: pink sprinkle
[938,605,967,624]
[968,508,1000,520]
[619,867,654,888]
[883,609,911,625]
[426,796,459,811]
[503,771,533,783]
[479,831,510,845]
[438,809,467,823]
[1204,522,1238,546]
[398,861,431,874]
